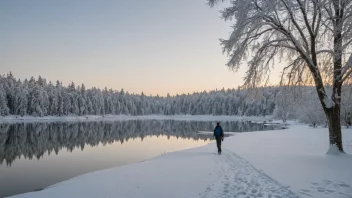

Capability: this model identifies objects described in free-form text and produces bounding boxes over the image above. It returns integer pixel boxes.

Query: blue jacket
[214,125,224,137]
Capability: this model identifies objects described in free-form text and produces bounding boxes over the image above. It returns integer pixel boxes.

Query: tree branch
[280,0,310,50]
[296,0,315,37]
[316,50,334,55]
[342,68,352,83]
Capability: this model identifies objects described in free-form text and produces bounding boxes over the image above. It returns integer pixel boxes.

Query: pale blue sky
[0,0,280,96]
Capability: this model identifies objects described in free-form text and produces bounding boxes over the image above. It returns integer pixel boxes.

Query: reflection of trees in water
[0,120,275,166]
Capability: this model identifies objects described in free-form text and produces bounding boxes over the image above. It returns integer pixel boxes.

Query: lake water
[0,120,278,197]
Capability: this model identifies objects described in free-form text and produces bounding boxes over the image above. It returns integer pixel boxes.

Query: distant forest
[0,73,351,126]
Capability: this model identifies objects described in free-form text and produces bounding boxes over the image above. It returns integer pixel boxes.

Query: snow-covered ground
[9,122,352,198]
[0,114,272,123]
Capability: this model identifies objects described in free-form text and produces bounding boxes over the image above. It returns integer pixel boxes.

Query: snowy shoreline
[9,122,352,198]
[0,114,273,124]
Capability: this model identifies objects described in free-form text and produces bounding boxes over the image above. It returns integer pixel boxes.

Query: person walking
[214,122,224,154]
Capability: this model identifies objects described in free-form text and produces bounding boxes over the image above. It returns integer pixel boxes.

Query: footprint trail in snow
[199,150,299,198]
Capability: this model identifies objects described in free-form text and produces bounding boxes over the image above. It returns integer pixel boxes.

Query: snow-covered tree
[78,84,87,116]
[14,81,28,116]
[296,89,326,127]
[274,87,298,122]
[208,0,352,152]
[70,93,79,115]
[0,84,9,116]
[56,81,64,116]
[41,88,49,116]
[3,73,15,114]
[62,92,71,115]
[29,84,43,117]
[47,85,58,115]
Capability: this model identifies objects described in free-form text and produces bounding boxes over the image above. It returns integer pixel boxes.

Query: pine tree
[62,92,71,115]
[56,81,64,116]
[78,84,87,115]
[42,89,49,116]
[4,73,15,114]
[30,84,43,117]
[48,88,58,115]
[17,88,28,116]
[0,84,9,116]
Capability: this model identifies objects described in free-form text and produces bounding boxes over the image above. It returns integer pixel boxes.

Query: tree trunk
[326,105,344,152]
[325,0,344,153]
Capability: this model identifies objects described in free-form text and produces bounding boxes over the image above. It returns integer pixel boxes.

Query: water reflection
[0,120,278,197]
[0,120,276,166]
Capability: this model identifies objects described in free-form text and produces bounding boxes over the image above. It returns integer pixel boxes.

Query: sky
[0,0,281,96]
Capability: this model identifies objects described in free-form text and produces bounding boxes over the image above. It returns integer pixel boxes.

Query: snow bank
[0,114,272,123]
[225,123,352,198]
[9,123,352,198]
[326,144,345,155]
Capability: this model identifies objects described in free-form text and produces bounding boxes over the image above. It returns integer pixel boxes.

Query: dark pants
[215,136,222,153]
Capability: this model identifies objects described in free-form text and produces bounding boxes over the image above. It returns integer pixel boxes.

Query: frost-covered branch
[342,67,352,83]
[296,0,315,37]
[340,54,352,80]
[316,50,334,55]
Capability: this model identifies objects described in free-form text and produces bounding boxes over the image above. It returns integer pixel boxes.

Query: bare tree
[209,0,352,153]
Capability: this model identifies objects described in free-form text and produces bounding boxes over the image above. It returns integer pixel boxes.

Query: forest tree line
[0,73,351,126]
